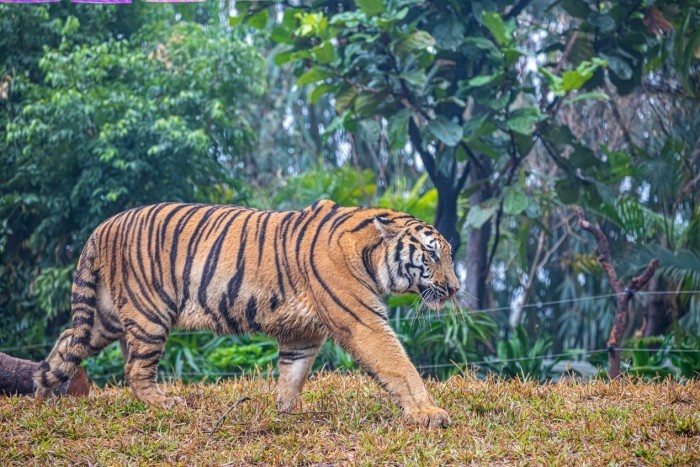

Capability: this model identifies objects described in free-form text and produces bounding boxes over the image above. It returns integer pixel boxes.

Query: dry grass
[2,372,699,465]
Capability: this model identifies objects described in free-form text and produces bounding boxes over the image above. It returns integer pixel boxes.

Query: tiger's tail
[34,237,101,399]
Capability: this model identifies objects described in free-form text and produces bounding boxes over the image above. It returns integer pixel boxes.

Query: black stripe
[71,293,97,308]
[272,223,287,298]
[348,212,393,233]
[52,368,69,383]
[257,211,273,266]
[245,296,262,333]
[65,353,83,365]
[124,318,167,344]
[308,209,369,330]
[170,205,203,306]
[218,292,241,334]
[73,277,97,289]
[270,293,280,311]
[198,210,246,317]
[129,349,163,361]
[73,314,94,327]
[182,205,223,304]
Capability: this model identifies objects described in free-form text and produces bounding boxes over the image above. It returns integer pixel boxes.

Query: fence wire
[80,346,700,383]
[2,290,700,375]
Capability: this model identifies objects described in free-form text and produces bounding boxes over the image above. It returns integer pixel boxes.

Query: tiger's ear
[373,217,401,241]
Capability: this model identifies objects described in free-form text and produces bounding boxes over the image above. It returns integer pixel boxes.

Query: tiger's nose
[446,284,459,297]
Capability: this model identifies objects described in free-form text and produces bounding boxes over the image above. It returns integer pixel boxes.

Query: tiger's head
[374,217,460,311]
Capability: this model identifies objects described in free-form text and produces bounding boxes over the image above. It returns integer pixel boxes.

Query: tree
[0,5,265,353]
[246,0,656,313]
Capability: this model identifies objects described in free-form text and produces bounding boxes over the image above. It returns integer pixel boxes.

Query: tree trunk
[0,352,89,397]
[464,172,492,311]
[434,183,461,256]
[643,274,670,337]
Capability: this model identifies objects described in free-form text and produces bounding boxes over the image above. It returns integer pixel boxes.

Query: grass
[2,372,699,465]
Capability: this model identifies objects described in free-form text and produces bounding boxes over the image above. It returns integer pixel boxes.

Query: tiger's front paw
[403,406,451,428]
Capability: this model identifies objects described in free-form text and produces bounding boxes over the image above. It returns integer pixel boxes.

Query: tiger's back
[95,202,333,339]
[35,200,459,428]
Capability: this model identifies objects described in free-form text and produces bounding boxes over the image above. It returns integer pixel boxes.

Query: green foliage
[480,326,566,382]
[395,309,497,380]
[85,333,281,386]
[271,165,376,210]
[0,7,264,351]
[623,333,700,379]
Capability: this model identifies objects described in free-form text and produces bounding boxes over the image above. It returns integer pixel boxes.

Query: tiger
[34,200,460,428]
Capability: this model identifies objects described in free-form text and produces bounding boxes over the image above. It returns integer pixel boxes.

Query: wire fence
[5,288,696,354]
[78,346,700,384]
[2,289,699,382]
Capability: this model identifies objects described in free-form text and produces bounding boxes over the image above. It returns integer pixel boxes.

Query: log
[0,352,89,397]
[576,208,660,379]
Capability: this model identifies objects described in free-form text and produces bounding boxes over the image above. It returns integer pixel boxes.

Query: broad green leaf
[377,7,408,29]
[427,116,463,147]
[330,10,366,28]
[247,9,269,30]
[589,13,616,33]
[334,86,358,113]
[503,186,528,215]
[274,50,295,66]
[570,146,600,170]
[467,199,499,228]
[467,73,503,87]
[562,69,591,91]
[503,47,525,67]
[312,41,335,64]
[482,12,507,46]
[297,67,333,86]
[538,66,564,94]
[399,30,436,52]
[555,179,579,204]
[358,119,381,143]
[229,4,250,27]
[539,121,576,152]
[310,83,333,104]
[505,107,542,135]
[432,14,465,49]
[356,0,386,16]
[270,26,294,44]
[387,109,412,151]
[354,92,382,116]
[604,54,633,80]
[462,114,489,141]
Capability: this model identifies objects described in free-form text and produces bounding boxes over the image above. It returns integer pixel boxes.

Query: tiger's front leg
[333,315,450,428]
[276,337,324,413]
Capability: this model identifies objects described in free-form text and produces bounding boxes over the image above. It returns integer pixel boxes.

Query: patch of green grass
[1,373,699,464]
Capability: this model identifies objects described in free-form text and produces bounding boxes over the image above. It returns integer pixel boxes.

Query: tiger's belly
[173,294,327,340]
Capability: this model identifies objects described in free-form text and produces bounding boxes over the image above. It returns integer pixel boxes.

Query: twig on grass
[205,396,251,439]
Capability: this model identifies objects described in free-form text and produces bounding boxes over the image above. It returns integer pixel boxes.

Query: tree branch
[504,0,533,19]
[576,208,660,379]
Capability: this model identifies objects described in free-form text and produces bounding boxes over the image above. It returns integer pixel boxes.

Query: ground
[2,372,699,465]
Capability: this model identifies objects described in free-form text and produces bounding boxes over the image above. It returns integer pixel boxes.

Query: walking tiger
[35,200,460,428]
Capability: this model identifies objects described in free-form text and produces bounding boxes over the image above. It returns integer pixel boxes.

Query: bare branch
[576,208,660,379]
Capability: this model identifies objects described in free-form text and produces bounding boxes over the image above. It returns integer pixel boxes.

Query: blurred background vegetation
[1,0,699,384]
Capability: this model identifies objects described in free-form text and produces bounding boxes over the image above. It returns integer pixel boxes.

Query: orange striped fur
[35,200,459,427]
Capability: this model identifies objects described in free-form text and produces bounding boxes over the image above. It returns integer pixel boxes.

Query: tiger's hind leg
[122,310,182,408]
[276,337,324,413]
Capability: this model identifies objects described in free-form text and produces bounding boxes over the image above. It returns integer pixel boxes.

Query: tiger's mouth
[418,285,452,311]
[426,295,452,310]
